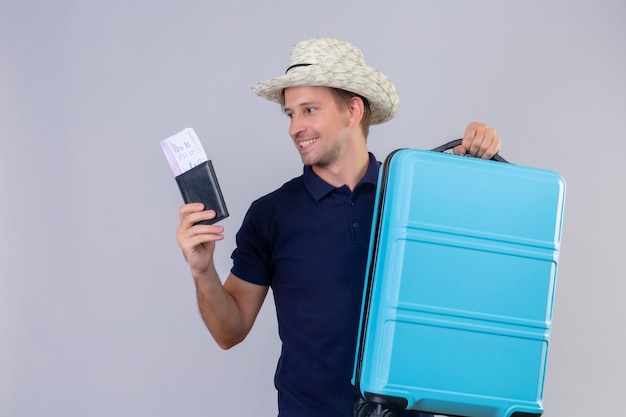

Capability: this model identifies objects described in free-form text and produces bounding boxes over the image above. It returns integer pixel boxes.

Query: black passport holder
[175,160,229,225]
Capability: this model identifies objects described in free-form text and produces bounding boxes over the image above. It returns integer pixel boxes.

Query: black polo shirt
[231,153,379,416]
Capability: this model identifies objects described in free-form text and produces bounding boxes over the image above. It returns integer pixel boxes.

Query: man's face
[283,86,351,168]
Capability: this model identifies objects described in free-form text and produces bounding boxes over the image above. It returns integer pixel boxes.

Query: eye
[306,107,316,114]
[285,112,294,119]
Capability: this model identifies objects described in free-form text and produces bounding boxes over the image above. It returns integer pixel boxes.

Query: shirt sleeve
[230,199,273,286]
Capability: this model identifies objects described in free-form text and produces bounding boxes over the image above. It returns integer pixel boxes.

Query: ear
[346,96,365,128]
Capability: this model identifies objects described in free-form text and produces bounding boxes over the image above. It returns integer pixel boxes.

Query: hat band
[285,63,312,74]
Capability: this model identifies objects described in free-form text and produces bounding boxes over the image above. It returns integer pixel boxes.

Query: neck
[312,142,370,191]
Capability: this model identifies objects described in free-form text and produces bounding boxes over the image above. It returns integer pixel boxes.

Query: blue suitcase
[352,140,566,417]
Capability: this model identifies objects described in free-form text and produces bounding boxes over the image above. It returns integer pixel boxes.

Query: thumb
[453,144,467,155]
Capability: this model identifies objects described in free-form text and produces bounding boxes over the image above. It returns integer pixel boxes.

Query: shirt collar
[303,153,380,201]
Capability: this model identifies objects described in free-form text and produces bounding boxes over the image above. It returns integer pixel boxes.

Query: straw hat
[252,38,399,125]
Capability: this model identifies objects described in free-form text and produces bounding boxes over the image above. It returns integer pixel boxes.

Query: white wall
[1,1,624,415]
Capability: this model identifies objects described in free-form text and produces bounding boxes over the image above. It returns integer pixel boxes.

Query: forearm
[192,265,249,350]
[176,204,256,349]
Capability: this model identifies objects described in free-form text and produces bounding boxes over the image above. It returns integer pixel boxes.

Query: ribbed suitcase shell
[352,149,566,417]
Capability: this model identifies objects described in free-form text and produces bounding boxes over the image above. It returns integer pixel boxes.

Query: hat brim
[252,64,399,125]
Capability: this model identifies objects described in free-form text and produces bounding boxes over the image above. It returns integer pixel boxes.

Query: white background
[1,1,625,416]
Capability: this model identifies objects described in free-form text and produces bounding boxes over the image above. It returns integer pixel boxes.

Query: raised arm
[176,203,268,350]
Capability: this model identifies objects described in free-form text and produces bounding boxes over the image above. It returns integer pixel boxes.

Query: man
[176,38,501,417]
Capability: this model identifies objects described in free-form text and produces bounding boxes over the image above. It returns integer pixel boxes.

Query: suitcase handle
[430,138,509,163]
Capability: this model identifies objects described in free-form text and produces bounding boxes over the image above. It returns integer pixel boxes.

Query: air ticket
[160,128,208,177]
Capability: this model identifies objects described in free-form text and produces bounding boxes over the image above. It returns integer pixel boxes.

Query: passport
[161,128,228,225]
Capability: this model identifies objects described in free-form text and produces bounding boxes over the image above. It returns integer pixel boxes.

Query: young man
[176,38,501,417]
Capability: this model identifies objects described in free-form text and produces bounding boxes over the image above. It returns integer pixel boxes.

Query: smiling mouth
[299,138,318,148]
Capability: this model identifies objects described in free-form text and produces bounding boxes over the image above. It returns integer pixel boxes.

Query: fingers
[178,202,206,223]
[176,204,225,246]
[178,203,221,228]
[174,204,225,274]
[461,122,502,160]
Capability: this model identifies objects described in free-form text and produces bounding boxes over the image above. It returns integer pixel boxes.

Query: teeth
[299,138,317,148]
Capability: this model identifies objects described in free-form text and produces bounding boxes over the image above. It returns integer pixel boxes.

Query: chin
[299,154,317,167]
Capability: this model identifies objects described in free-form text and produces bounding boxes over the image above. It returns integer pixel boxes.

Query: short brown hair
[329,88,372,139]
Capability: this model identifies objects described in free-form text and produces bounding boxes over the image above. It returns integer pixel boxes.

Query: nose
[289,113,306,138]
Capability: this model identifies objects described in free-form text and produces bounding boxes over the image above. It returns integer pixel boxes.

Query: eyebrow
[283,101,321,113]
